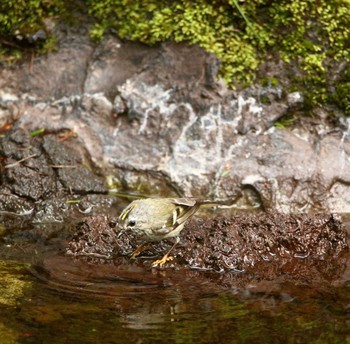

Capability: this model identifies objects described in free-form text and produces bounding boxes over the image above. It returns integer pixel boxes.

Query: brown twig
[48,165,79,168]
[4,153,38,169]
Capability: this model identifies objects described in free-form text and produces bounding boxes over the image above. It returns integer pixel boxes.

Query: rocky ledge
[1,29,350,214]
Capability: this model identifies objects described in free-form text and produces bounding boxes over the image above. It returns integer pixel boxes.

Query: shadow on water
[1,216,350,343]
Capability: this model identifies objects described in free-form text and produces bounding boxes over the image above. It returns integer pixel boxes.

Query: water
[1,218,350,343]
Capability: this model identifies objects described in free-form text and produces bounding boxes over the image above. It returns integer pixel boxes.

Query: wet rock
[84,37,156,96]
[41,135,106,194]
[1,128,59,201]
[0,32,350,212]
[0,34,94,100]
[0,126,109,223]
[287,91,304,108]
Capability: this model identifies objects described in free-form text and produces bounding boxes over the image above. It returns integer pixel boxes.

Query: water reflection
[1,216,350,343]
[30,253,228,330]
[27,246,350,336]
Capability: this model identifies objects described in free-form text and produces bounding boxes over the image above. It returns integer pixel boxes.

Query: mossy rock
[87,0,350,111]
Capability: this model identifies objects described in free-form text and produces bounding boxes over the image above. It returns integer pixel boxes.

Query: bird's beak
[116,222,126,239]
[117,230,124,239]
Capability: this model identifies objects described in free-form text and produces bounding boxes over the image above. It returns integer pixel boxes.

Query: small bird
[118,197,234,267]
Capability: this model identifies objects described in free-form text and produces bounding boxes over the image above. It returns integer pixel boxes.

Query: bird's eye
[128,220,136,227]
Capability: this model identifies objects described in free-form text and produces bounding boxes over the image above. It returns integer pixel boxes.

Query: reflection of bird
[118,197,234,267]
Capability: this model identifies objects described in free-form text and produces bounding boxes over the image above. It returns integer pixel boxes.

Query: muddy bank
[14,210,345,300]
[66,212,348,277]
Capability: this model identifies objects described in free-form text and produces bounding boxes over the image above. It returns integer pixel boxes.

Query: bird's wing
[173,204,201,226]
[171,198,197,207]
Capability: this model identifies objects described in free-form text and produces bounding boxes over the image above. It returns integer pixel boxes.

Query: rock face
[0,127,111,223]
[1,29,350,212]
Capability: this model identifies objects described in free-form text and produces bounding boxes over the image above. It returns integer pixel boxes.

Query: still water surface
[1,217,350,343]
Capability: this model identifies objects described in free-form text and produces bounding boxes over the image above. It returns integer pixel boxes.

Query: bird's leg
[130,243,152,259]
[151,237,180,268]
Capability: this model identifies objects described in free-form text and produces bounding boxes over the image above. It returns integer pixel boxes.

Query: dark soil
[66,212,348,278]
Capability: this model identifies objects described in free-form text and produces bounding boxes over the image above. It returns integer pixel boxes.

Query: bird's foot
[151,254,174,268]
[130,244,151,259]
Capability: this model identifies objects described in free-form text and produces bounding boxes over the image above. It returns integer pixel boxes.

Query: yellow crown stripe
[120,203,138,220]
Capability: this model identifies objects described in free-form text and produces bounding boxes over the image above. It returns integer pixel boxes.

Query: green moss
[260,77,280,88]
[0,0,64,36]
[332,82,350,116]
[86,0,350,112]
[87,0,265,85]
[0,260,31,306]
[0,323,18,344]
[0,0,64,62]
[274,113,298,129]
[1,0,350,114]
